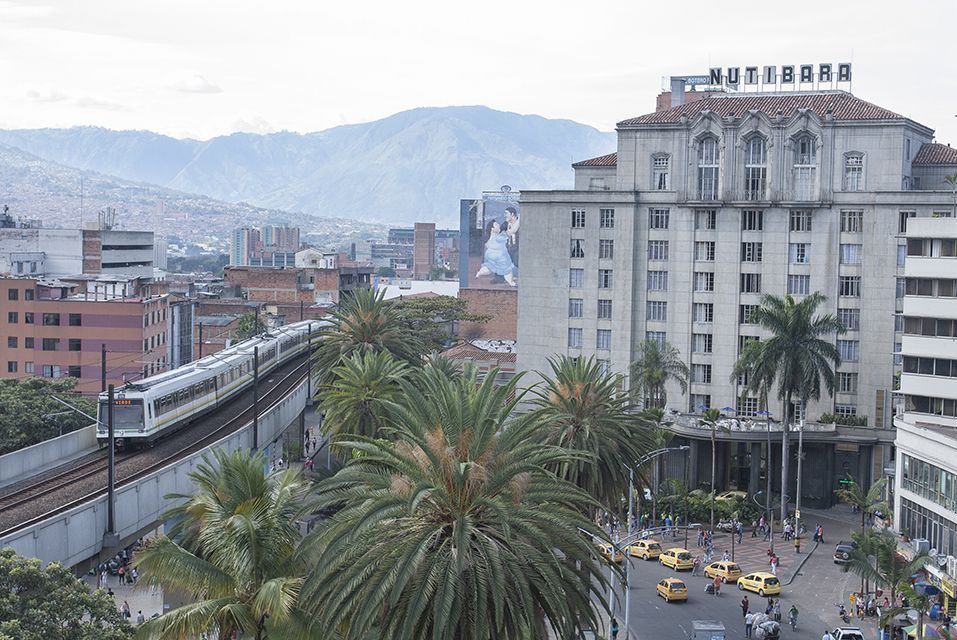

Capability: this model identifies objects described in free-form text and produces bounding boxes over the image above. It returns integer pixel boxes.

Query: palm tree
[315,288,424,383]
[881,580,935,640]
[319,350,408,440]
[629,339,689,409]
[835,475,889,535]
[843,530,929,608]
[301,366,611,640]
[530,355,655,513]
[134,449,314,640]
[732,292,845,521]
[698,408,724,532]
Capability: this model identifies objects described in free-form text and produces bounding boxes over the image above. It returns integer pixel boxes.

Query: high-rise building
[230,227,260,266]
[517,88,957,501]
[413,222,436,279]
[230,225,300,266]
[894,217,957,592]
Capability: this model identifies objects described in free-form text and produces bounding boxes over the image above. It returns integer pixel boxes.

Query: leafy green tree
[315,288,424,383]
[881,580,935,640]
[842,530,928,606]
[629,339,689,409]
[302,366,610,640]
[391,295,489,353]
[835,475,889,535]
[134,449,314,640]
[235,312,265,341]
[530,356,654,513]
[0,547,132,640]
[0,378,96,455]
[732,292,845,521]
[319,351,407,441]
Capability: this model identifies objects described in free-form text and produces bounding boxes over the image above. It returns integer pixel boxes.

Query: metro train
[95,320,323,449]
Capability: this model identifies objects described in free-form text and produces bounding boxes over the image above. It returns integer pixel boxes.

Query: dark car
[834,540,858,564]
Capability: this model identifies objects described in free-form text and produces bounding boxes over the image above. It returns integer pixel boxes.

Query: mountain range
[0,106,616,227]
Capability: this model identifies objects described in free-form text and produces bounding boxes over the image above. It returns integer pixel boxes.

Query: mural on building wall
[460,187,520,290]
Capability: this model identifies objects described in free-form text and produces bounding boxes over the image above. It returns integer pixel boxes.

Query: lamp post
[795,402,805,548]
[620,445,690,640]
[757,409,774,552]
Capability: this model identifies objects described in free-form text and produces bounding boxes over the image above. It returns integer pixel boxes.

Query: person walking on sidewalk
[741,595,750,616]
[692,556,701,576]
[745,611,754,638]
[610,618,619,640]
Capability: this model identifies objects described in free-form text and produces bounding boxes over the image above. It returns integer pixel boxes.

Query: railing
[668,413,838,433]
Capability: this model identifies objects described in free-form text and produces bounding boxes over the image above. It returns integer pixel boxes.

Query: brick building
[1,277,169,395]
[458,288,517,340]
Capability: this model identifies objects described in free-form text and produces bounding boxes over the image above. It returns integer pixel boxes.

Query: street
[611,506,876,640]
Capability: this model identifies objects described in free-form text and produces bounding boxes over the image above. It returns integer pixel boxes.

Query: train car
[96,320,322,449]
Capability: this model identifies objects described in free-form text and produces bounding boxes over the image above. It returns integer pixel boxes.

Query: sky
[0,0,954,143]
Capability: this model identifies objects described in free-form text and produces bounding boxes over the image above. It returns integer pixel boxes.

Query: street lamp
[756,409,774,551]
[620,445,690,640]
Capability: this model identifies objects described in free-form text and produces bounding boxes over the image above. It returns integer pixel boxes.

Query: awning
[905,623,940,638]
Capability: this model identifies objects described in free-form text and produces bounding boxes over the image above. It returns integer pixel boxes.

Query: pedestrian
[712,575,721,596]
[136,611,145,625]
[773,601,781,621]
[770,555,778,575]
[745,611,754,638]
[610,618,619,640]
[107,588,115,599]
[692,556,701,576]
[751,520,758,538]
[817,524,825,543]
[741,595,750,616]
[131,567,139,584]
[697,529,704,547]
[766,598,774,615]
[737,521,744,544]
[723,550,730,562]
[99,570,108,589]
[121,601,131,619]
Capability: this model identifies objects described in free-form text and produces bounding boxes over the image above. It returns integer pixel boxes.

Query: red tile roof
[618,92,906,127]
[439,340,517,363]
[572,152,618,167]
[913,142,957,165]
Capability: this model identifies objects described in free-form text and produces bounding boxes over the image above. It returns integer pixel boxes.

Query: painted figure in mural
[504,206,520,270]
[475,219,516,286]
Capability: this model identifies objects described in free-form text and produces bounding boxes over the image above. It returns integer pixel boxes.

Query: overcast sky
[1,0,953,143]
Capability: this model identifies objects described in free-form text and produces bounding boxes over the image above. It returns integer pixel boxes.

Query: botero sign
[709,63,852,86]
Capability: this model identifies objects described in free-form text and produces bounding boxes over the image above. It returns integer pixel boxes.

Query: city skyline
[0,0,954,145]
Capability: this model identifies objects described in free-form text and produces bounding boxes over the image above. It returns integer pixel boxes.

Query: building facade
[413,222,436,279]
[517,90,957,496]
[893,217,957,609]
[1,277,169,395]
[0,228,154,278]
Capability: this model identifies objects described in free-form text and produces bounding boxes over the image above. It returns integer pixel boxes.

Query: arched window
[697,137,719,200]
[844,153,864,192]
[744,137,767,200]
[792,134,817,200]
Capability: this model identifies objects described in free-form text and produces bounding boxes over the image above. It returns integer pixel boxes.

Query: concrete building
[0,228,154,278]
[517,89,957,498]
[230,227,259,266]
[1,277,169,394]
[153,236,169,271]
[413,222,436,279]
[230,225,301,266]
[893,217,957,610]
[167,295,194,369]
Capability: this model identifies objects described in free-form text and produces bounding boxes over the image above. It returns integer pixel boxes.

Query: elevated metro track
[0,354,311,541]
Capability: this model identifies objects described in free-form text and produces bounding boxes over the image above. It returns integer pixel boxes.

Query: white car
[831,627,866,640]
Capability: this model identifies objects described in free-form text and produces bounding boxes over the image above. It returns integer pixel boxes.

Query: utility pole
[103,384,119,548]
[198,322,203,359]
[299,300,304,322]
[101,344,107,392]
[252,346,259,450]
[795,405,805,548]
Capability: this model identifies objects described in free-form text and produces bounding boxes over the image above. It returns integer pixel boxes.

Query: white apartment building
[894,217,957,610]
[517,89,957,503]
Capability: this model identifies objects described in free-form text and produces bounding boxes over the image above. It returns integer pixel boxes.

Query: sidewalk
[83,572,165,625]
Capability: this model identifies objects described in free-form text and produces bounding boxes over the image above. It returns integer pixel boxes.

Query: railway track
[0,356,312,538]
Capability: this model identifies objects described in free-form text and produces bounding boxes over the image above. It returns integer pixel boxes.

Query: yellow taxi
[596,542,623,564]
[628,539,662,560]
[715,490,748,502]
[737,571,781,596]
[656,577,688,602]
[703,561,743,583]
[658,548,694,571]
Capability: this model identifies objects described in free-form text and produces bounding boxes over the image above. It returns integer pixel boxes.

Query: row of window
[568,299,613,319]
[6,336,82,351]
[905,277,957,298]
[145,307,167,327]
[903,356,957,379]
[904,394,957,418]
[906,237,957,258]
[568,269,613,289]
[900,455,957,516]
[898,497,957,558]
[903,316,957,338]
[6,288,36,301]
[568,328,612,350]
[571,208,616,229]
[5,361,81,378]
[5,312,82,326]
[570,239,614,259]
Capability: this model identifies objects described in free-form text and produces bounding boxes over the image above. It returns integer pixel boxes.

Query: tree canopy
[0,548,132,640]
[235,312,265,341]
[0,378,95,455]
[391,295,489,353]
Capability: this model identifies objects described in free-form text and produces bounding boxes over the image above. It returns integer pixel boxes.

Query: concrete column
[688,439,700,490]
